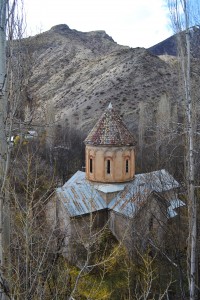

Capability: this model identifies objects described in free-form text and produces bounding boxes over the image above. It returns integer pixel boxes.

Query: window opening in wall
[90,159,93,173]
[149,216,154,231]
[107,160,111,174]
[126,159,129,173]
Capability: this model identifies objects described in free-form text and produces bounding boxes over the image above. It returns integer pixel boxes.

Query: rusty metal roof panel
[56,169,179,218]
[108,169,179,217]
[108,179,151,217]
[57,171,106,217]
[135,169,179,192]
[63,170,84,187]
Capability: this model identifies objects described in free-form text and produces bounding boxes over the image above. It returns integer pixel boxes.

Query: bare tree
[0,1,28,298]
[167,0,199,298]
[8,142,58,299]
[0,1,12,298]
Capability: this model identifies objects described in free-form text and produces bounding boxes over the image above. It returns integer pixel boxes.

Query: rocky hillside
[18,24,200,138]
[148,26,200,58]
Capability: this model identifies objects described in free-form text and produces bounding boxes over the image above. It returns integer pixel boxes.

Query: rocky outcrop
[148,26,200,58]
[17,24,200,140]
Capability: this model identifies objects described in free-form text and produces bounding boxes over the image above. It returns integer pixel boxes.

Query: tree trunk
[168,0,197,298]
[0,1,10,298]
[178,1,196,298]
[181,3,196,299]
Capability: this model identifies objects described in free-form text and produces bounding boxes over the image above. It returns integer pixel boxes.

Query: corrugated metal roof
[57,171,106,217]
[134,169,179,192]
[167,198,185,218]
[84,103,136,146]
[168,207,178,218]
[108,169,179,216]
[108,181,152,217]
[169,199,185,209]
[56,169,180,218]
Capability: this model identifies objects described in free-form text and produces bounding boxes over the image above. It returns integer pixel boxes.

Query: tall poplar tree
[0,0,7,264]
[0,0,9,298]
[168,1,198,299]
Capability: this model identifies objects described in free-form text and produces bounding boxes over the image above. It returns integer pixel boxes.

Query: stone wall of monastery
[85,145,135,183]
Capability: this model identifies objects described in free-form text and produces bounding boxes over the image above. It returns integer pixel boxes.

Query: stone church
[47,103,184,261]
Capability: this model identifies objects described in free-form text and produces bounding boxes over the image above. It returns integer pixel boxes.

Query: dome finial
[108,102,112,109]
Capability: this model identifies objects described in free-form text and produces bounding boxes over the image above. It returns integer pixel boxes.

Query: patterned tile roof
[84,103,136,146]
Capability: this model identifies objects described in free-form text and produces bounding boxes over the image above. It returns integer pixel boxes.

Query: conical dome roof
[84,103,136,146]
